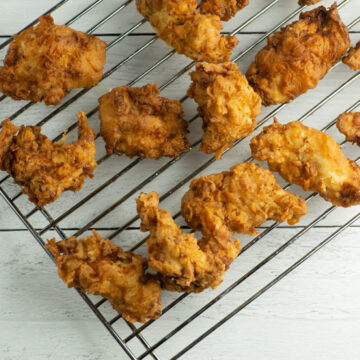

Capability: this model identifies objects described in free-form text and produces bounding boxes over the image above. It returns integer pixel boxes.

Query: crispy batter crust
[337,112,360,146]
[136,0,238,63]
[187,62,261,159]
[0,15,107,106]
[99,84,190,159]
[342,41,360,71]
[251,119,360,207]
[46,230,162,323]
[0,111,97,206]
[246,4,350,106]
[298,0,321,5]
[200,0,249,21]
[137,192,241,293]
[182,162,307,236]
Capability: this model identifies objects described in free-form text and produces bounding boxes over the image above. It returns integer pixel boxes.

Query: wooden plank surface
[0,0,359,359]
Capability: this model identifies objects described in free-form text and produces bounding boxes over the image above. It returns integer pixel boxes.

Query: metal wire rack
[0,0,359,358]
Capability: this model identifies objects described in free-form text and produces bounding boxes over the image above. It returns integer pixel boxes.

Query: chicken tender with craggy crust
[136,0,238,63]
[246,4,350,106]
[200,0,249,21]
[251,119,360,207]
[137,192,241,293]
[99,84,190,159]
[182,162,307,236]
[342,41,360,71]
[0,111,97,206]
[0,15,106,106]
[337,112,360,146]
[298,0,321,5]
[187,62,261,159]
[46,230,161,323]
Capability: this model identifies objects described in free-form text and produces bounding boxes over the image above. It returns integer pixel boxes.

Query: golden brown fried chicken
[136,0,238,63]
[298,0,321,5]
[246,4,350,106]
[342,41,360,71]
[200,0,249,21]
[251,119,360,207]
[137,192,241,292]
[0,111,97,206]
[0,15,106,106]
[99,84,190,159]
[187,62,261,159]
[46,230,161,323]
[182,162,307,236]
[337,112,360,146]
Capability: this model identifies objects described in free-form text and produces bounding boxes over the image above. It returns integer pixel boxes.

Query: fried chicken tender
[137,192,241,293]
[0,111,97,206]
[181,162,307,236]
[0,15,106,106]
[46,230,161,323]
[187,62,261,159]
[200,0,249,21]
[298,0,321,5]
[99,84,190,159]
[342,41,360,71]
[251,119,360,207]
[337,112,360,146]
[246,4,350,106]
[136,0,238,63]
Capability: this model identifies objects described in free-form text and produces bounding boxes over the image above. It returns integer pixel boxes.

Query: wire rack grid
[0,0,359,358]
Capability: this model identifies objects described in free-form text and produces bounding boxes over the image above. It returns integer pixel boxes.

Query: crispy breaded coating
[0,111,97,206]
[137,192,241,293]
[99,84,190,159]
[187,62,261,159]
[200,0,249,21]
[46,230,161,323]
[337,112,360,146]
[182,162,307,236]
[136,0,238,63]
[298,0,321,5]
[342,41,360,71]
[246,4,350,106]
[0,15,106,106]
[251,119,360,207]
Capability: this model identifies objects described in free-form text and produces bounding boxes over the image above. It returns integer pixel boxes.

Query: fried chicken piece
[200,0,249,21]
[137,192,241,293]
[246,4,350,106]
[342,41,360,71]
[0,15,107,106]
[0,111,97,206]
[136,0,238,63]
[187,62,261,159]
[251,119,360,207]
[99,84,190,159]
[298,0,321,5]
[46,230,161,323]
[337,112,360,146]
[182,162,307,236]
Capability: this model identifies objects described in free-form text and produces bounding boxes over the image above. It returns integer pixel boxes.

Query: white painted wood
[0,0,359,359]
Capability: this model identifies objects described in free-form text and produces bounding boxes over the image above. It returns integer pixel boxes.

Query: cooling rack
[0,0,359,358]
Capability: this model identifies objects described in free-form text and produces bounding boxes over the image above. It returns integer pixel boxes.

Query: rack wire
[0,0,359,358]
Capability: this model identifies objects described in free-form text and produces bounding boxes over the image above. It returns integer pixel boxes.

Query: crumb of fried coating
[343,41,360,71]
[337,112,360,146]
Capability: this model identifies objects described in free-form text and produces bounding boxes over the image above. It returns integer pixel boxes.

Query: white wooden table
[0,1,359,359]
